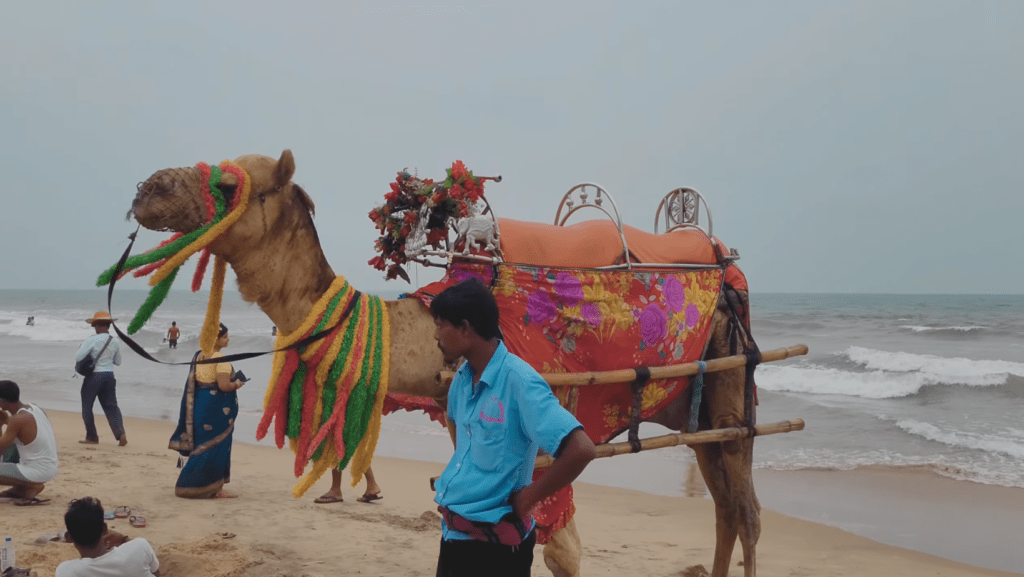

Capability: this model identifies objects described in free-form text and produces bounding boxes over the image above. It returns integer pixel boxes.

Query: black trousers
[81,372,125,441]
[436,531,536,577]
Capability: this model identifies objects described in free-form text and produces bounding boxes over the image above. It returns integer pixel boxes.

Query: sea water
[1,289,1021,489]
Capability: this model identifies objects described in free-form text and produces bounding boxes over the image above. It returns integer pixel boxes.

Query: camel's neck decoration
[257,276,390,497]
[96,160,252,355]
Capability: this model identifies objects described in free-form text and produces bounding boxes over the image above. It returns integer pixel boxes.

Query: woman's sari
[168,351,237,498]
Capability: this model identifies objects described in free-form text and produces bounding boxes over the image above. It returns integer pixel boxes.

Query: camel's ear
[219,172,239,187]
[275,149,296,189]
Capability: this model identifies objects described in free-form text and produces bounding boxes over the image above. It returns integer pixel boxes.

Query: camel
[128,149,761,577]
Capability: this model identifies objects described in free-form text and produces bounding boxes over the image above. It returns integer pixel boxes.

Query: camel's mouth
[129,166,210,233]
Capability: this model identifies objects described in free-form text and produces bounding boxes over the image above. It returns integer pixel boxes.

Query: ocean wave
[0,310,276,343]
[842,346,1024,377]
[898,324,987,334]
[0,315,96,342]
[755,448,1024,488]
[755,362,1012,398]
[895,419,1024,460]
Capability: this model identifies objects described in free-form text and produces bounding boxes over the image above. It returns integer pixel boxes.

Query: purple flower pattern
[662,277,686,312]
[581,302,602,326]
[639,304,667,346]
[554,272,584,307]
[685,303,700,329]
[526,291,557,324]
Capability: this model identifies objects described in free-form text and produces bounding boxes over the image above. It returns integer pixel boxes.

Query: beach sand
[2,410,1020,577]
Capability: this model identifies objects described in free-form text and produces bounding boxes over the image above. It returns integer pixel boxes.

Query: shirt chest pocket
[469,396,507,472]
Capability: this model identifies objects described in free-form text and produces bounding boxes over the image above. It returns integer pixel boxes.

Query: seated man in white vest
[0,379,59,506]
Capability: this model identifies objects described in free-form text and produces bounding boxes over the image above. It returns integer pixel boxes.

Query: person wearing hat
[75,312,127,446]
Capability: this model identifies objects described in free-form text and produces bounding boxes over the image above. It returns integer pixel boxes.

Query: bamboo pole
[533,419,805,469]
[435,344,808,389]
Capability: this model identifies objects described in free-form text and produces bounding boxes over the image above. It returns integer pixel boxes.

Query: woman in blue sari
[169,323,245,498]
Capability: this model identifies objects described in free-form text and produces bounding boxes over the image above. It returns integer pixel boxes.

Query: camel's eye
[259,193,267,204]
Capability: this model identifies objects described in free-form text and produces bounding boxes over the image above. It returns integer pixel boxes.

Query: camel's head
[130,149,317,254]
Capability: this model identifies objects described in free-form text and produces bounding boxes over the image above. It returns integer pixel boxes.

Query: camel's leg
[695,300,760,577]
[543,517,582,577]
[692,441,740,577]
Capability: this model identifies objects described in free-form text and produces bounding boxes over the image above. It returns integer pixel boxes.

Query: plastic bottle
[0,536,13,572]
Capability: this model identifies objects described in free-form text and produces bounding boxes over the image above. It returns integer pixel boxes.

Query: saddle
[496,217,747,291]
[497,218,719,268]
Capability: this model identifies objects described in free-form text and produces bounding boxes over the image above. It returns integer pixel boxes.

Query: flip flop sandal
[14,497,50,506]
[114,506,131,518]
[313,494,343,504]
[356,492,383,503]
[130,515,146,528]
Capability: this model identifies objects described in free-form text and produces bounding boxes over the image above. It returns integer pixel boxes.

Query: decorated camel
[111,150,804,577]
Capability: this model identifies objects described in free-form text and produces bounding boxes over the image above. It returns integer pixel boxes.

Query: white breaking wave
[899,324,986,332]
[843,346,1024,377]
[0,309,273,343]
[756,364,940,398]
[896,419,1024,460]
[756,349,1016,398]
[0,315,96,342]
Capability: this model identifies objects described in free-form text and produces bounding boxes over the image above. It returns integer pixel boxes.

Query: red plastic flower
[450,160,469,182]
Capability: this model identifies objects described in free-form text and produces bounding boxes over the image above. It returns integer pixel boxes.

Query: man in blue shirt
[431,279,596,577]
[75,312,127,446]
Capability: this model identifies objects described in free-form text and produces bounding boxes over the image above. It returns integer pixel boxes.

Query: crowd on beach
[1,279,598,577]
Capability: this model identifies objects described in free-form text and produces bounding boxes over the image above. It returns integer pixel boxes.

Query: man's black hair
[430,279,502,340]
[65,497,105,548]
[218,322,229,338]
[0,380,19,403]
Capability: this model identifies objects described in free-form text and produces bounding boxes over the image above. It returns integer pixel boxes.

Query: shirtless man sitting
[0,380,59,506]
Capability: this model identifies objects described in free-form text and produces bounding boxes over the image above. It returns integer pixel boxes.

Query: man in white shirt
[56,496,160,577]
[0,380,59,506]
[75,312,127,446]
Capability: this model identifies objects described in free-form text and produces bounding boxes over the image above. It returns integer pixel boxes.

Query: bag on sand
[75,336,113,377]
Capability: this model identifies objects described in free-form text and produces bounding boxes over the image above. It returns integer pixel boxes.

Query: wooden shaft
[428,419,805,490]
[435,344,808,389]
[533,419,805,469]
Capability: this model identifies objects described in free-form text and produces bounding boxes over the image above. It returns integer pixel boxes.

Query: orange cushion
[497,218,719,267]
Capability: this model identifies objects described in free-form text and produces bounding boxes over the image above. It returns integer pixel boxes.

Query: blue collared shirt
[75,334,122,373]
[434,341,583,540]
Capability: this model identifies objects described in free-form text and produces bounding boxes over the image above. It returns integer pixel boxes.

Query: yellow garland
[148,160,253,288]
[290,296,372,497]
[253,275,391,498]
[349,301,391,487]
[262,276,351,409]
[292,438,340,498]
[199,256,228,355]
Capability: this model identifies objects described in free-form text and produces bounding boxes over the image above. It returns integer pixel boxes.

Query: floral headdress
[367,160,486,282]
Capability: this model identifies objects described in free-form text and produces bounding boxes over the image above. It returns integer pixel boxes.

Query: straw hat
[85,311,117,325]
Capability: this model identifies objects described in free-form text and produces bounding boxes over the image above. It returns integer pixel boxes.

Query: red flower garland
[368,160,487,281]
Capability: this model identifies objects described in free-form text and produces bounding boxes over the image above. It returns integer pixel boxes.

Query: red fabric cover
[410,262,722,443]
[381,392,446,426]
[530,471,574,545]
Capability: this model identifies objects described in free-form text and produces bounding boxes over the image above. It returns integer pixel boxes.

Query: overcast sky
[2,1,1021,295]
